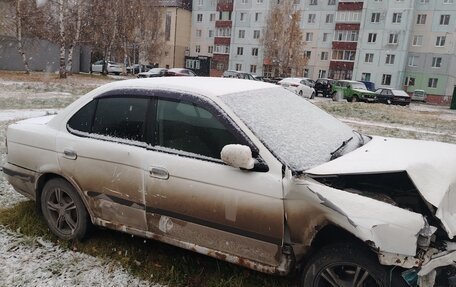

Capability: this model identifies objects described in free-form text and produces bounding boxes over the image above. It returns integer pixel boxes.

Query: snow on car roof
[98,77,275,98]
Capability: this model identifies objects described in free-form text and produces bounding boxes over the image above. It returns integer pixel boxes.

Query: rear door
[57,94,150,231]
[142,92,285,267]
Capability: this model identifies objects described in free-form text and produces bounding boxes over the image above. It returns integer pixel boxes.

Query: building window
[308,14,316,23]
[255,12,261,22]
[332,50,356,61]
[436,36,446,47]
[208,46,213,54]
[371,13,380,23]
[388,33,398,44]
[420,0,429,2]
[196,29,202,38]
[195,45,201,53]
[253,30,260,39]
[197,14,203,22]
[210,13,216,21]
[235,63,242,71]
[361,73,371,81]
[404,77,415,86]
[416,14,427,24]
[318,70,327,78]
[328,0,335,4]
[321,51,329,60]
[382,74,391,85]
[323,33,330,42]
[209,30,214,37]
[306,32,313,42]
[392,13,402,23]
[250,65,257,74]
[368,33,377,43]
[241,0,248,3]
[216,62,224,70]
[365,53,374,63]
[240,12,246,21]
[238,30,245,38]
[408,55,418,67]
[310,0,317,5]
[252,48,258,56]
[444,0,453,3]
[257,0,263,3]
[325,13,334,23]
[440,15,450,25]
[428,78,438,88]
[385,54,395,64]
[432,57,442,68]
[302,68,309,77]
[412,35,423,46]
[334,30,358,41]
[237,47,244,55]
[304,51,312,58]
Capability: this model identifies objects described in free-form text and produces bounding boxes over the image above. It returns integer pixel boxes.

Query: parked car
[222,70,256,80]
[314,78,335,97]
[5,77,456,286]
[91,60,123,75]
[332,80,377,102]
[412,89,427,102]
[127,64,154,74]
[375,88,411,106]
[137,68,168,78]
[278,77,316,98]
[360,80,376,92]
[167,68,197,76]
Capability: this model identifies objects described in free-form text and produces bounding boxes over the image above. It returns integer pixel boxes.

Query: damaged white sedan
[4,77,456,286]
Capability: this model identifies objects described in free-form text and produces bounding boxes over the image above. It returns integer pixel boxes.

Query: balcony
[335,23,360,30]
[214,37,231,45]
[332,42,357,50]
[329,61,354,70]
[215,20,232,28]
[217,0,233,11]
[338,2,363,11]
[212,54,230,61]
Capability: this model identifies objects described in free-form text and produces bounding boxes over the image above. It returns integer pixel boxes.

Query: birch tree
[262,0,307,77]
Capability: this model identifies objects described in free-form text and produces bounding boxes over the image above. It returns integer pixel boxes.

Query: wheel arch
[35,172,94,222]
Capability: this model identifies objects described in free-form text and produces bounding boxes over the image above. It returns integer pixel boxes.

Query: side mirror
[221,144,255,170]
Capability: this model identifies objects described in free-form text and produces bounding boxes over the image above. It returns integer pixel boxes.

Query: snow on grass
[0,227,160,287]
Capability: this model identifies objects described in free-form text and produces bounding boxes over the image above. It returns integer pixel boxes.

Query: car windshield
[392,90,409,97]
[414,90,425,95]
[221,88,356,171]
[351,82,367,90]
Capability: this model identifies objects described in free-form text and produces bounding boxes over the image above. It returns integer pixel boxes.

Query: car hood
[307,136,456,238]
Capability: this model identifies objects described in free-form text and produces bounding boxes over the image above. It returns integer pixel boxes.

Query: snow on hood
[307,136,456,237]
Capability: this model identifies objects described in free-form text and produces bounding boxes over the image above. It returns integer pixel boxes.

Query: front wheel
[41,178,89,240]
[299,90,303,97]
[350,96,359,103]
[311,91,315,99]
[300,243,408,287]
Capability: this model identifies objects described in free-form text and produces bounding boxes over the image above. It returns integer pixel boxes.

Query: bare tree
[67,0,85,73]
[262,0,307,77]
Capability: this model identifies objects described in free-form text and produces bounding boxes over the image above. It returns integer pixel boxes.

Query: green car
[332,80,377,102]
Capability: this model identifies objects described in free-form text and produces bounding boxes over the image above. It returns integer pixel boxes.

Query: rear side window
[67,100,96,133]
[68,97,149,142]
[92,97,148,142]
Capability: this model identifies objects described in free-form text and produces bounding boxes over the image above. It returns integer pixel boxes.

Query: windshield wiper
[330,136,353,160]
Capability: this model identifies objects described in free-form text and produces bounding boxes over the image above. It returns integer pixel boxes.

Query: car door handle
[149,167,169,180]
[63,149,77,160]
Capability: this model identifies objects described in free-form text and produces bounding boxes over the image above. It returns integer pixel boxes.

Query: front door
[143,94,284,267]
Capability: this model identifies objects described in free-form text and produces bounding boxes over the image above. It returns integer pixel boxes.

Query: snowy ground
[0,73,455,286]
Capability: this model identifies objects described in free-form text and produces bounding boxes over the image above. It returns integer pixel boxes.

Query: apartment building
[190,0,456,103]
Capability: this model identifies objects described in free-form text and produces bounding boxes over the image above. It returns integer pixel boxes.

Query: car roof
[95,77,277,99]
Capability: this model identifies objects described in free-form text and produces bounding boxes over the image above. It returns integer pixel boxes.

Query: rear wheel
[350,96,358,103]
[300,243,408,287]
[311,91,316,99]
[41,178,89,240]
[299,90,303,97]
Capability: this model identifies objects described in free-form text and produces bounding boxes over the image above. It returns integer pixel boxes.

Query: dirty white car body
[4,78,456,286]
[278,77,316,99]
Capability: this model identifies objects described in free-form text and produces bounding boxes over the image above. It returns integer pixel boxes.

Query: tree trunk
[58,0,67,79]
[67,0,83,74]
[15,0,30,74]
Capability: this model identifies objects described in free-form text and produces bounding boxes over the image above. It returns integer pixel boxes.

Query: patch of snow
[0,109,59,122]
[0,227,163,287]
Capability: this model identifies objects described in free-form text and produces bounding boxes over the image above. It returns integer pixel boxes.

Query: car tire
[351,96,358,103]
[299,90,303,97]
[300,243,408,287]
[311,91,315,99]
[41,178,89,241]
[387,99,392,105]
